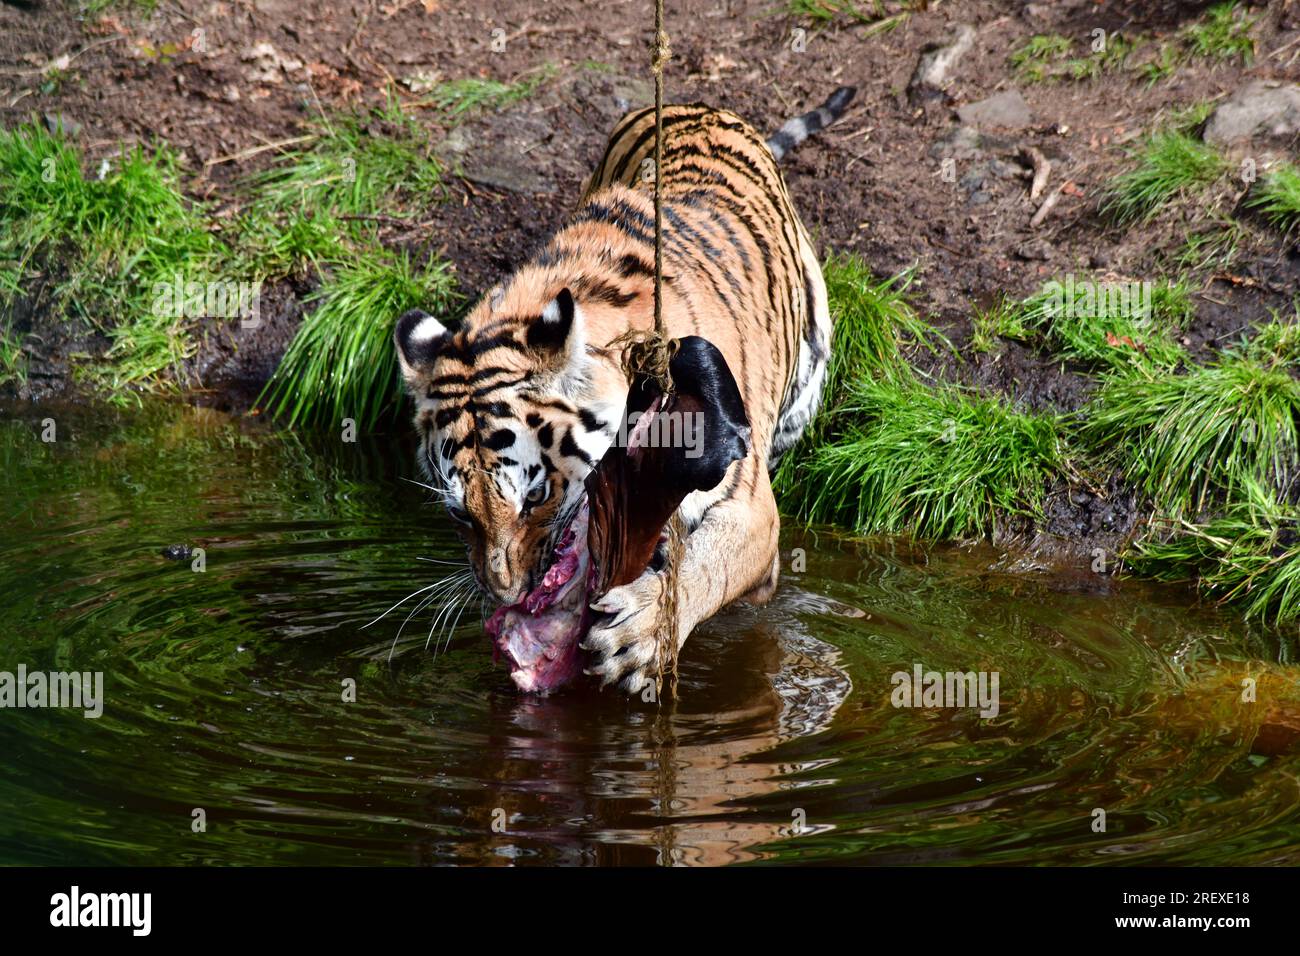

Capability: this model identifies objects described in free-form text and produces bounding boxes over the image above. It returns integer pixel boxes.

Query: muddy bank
[2,0,1299,571]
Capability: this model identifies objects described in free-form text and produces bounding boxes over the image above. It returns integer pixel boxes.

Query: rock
[160,544,193,561]
[609,76,654,113]
[42,112,79,137]
[909,24,977,100]
[463,163,549,194]
[1203,82,1300,144]
[929,124,983,160]
[240,41,303,85]
[1015,238,1054,261]
[957,90,1033,130]
[989,158,1024,179]
[959,163,989,191]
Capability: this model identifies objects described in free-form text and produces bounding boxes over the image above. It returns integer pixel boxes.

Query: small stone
[929,124,983,160]
[43,112,80,137]
[909,24,977,99]
[957,90,1034,130]
[160,544,193,561]
[989,158,1024,179]
[1015,239,1054,261]
[1203,82,1300,144]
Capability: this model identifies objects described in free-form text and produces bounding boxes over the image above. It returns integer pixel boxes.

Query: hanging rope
[651,0,681,703]
[606,0,682,702]
[611,0,677,395]
[652,0,670,342]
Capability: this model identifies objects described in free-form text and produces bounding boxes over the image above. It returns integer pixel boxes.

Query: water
[2,402,1298,866]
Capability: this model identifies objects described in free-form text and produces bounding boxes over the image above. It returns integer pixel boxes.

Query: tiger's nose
[485,548,524,604]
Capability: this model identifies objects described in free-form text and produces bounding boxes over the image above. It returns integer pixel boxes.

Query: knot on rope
[652,29,672,75]
[609,328,678,397]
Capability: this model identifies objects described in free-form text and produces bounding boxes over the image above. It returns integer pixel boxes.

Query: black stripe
[559,429,593,467]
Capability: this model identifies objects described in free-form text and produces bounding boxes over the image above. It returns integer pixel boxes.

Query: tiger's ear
[527,289,585,392]
[394,308,448,389]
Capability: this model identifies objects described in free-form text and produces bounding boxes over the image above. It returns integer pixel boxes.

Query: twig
[204,135,316,167]
[1020,146,1051,202]
[1030,185,1063,228]
[0,35,124,76]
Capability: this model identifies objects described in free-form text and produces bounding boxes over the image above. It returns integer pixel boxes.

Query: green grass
[780,372,1065,538]
[785,0,879,23]
[0,307,25,388]
[773,254,950,489]
[1247,313,1300,365]
[1020,278,1191,371]
[970,298,1031,354]
[1245,163,1300,235]
[775,253,1062,538]
[1010,34,1074,82]
[1175,218,1245,272]
[819,254,946,389]
[1137,42,1184,86]
[424,67,556,117]
[249,99,443,217]
[1182,1,1256,64]
[259,249,458,430]
[77,0,159,13]
[1101,131,1228,225]
[244,98,463,429]
[234,209,346,279]
[1126,480,1300,626]
[1,103,461,423]
[1083,351,1300,518]
[0,121,220,392]
[1013,32,1140,84]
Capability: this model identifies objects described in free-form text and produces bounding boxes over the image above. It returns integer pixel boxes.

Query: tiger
[394,85,856,694]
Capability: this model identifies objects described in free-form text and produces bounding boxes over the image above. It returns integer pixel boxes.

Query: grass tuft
[781,373,1065,538]
[1101,131,1228,225]
[1012,32,1140,83]
[249,99,443,217]
[819,254,947,389]
[1245,162,1300,235]
[259,249,458,431]
[1126,480,1300,625]
[424,67,557,117]
[1083,352,1300,518]
[1020,278,1191,371]
[1182,1,1257,64]
[0,121,219,392]
[1009,35,1073,82]
[775,253,1060,538]
[970,298,1032,354]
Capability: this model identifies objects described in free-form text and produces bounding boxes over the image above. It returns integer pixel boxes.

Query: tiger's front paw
[581,569,669,695]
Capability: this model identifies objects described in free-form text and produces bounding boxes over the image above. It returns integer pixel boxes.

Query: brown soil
[2,0,1299,558]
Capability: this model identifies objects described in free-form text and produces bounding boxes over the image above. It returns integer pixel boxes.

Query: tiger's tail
[765,86,857,162]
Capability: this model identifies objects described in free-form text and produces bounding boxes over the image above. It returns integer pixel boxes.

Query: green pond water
[1,401,1298,866]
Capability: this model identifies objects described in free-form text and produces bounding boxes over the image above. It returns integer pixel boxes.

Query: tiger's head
[394,275,632,605]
